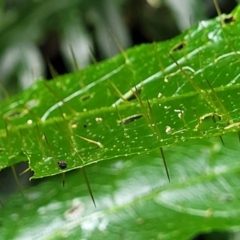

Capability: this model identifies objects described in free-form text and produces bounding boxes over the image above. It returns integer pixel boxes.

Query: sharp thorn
[11,165,25,199]
[19,167,31,176]
[160,147,170,182]
[62,172,65,187]
[81,167,96,208]
[219,136,224,145]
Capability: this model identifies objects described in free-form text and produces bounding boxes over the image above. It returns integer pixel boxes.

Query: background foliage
[1,0,240,239]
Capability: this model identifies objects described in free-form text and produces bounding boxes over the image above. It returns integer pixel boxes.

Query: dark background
[0,0,238,95]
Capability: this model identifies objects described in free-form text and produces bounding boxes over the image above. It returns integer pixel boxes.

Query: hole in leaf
[170,41,186,53]
[81,94,92,102]
[223,14,235,24]
[118,114,143,125]
[3,109,25,119]
[126,88,142,101]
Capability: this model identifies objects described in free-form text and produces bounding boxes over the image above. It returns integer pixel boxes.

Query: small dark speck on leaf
[58,161,67,169]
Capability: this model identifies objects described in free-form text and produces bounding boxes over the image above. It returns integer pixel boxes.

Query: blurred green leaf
[1,134,240,239]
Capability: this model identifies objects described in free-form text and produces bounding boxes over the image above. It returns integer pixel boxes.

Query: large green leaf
[1,5,240,240]
[1,6,240,178]
[1,133,240,239]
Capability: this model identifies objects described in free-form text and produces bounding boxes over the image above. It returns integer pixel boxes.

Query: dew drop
[165,126,171,133]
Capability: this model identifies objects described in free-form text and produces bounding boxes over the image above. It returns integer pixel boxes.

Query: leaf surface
[0,7,240,179]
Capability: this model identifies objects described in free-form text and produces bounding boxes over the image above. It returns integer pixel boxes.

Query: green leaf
[1,133,240,239]
[1,6,240,181]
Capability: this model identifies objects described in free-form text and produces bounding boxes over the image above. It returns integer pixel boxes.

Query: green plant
[0,0,132,94]
[1,4,240,240]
